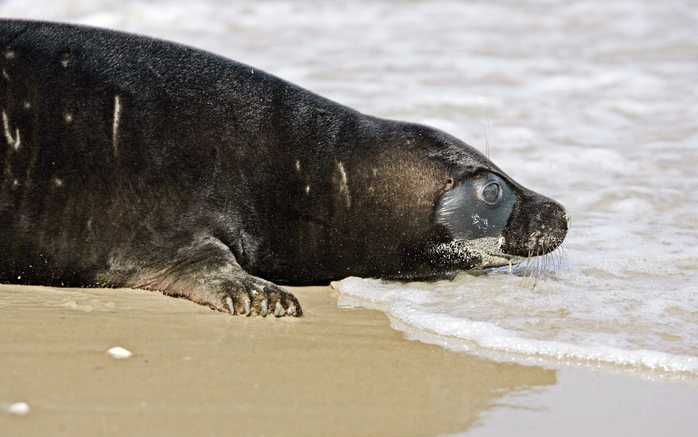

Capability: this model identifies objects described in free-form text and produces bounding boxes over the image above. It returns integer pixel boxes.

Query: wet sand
[1,284,696,437]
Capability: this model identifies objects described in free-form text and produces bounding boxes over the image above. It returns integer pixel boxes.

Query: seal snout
[500,195,568,258]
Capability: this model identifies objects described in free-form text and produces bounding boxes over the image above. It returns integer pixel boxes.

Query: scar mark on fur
[60,52,71,68]
[112,95,121,158]
[336,161,351,208]
[2,69,9,81]
[2,110,21,150]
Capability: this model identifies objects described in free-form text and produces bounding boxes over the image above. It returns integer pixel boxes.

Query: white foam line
[391,306,698,373]
[332,278,698,375]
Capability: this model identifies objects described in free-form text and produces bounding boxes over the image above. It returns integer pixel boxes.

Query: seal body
[0,20,567,316]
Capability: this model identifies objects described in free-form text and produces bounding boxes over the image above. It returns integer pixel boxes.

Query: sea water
[3,0,697,376]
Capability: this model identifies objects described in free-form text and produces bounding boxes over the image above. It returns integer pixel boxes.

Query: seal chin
[425,237,524,273]
[458,237,525,269]
[479,251,524,269]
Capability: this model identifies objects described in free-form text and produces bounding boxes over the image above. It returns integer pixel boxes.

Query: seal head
[403,124,568,279]
[430,167,567,274]
[256,120,568,283]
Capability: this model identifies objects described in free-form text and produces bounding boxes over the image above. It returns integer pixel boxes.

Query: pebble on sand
[7,402,30,415]
[107,346,133,359]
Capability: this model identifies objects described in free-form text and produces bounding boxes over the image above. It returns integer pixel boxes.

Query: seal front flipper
[117,236,302,317]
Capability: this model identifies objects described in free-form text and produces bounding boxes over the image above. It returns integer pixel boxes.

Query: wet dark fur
[0,20,566,316]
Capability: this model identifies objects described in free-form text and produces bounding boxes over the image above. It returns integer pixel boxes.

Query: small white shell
[7,402,30,415]
[107,346,133,359]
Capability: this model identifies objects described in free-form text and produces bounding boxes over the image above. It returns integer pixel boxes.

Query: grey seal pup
[0,20,567,317]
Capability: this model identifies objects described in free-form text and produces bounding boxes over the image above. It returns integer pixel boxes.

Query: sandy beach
[1,284,696,437]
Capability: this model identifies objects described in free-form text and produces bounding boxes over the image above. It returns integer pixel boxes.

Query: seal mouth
[480,251,525,269]
[450,236,525,270]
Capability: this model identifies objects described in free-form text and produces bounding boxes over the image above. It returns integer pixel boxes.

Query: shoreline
[1,284,696,436]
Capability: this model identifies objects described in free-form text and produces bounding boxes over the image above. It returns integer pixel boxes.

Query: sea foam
[332,277,698,376]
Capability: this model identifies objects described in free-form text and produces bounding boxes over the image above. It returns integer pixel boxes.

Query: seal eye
[480,181,502,205]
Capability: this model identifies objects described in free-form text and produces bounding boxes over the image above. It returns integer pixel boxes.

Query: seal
[0,20,567,317]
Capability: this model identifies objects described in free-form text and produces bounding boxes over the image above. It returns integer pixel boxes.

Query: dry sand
[1,284,696,437]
